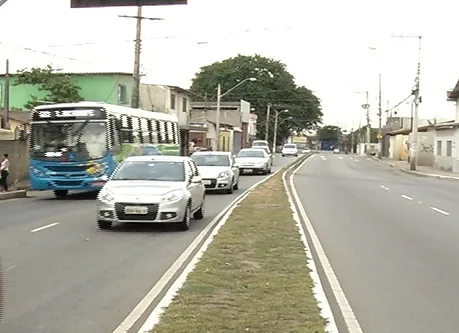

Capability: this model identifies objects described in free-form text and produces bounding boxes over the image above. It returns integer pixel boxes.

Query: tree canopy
[14,64,84,109]
[317,125,341,141]
[189,54,322,144]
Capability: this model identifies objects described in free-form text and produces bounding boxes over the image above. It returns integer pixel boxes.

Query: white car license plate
[124,206,148,215]
[244,169,253,173]
[203,180,211,185]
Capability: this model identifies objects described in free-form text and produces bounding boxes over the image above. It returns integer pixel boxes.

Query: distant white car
[190,151,240,194]
[281,144,298,157]
[252,140,270,150]
[236,148,272,175]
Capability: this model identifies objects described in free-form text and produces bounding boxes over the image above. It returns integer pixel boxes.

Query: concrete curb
[0,190,27,201]
[371,156,459,181]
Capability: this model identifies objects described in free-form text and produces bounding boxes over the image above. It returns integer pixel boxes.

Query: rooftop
[447,79,459,101]
[0,72,133,78]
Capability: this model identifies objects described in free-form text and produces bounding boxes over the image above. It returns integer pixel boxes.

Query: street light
[391,33,422,171]
[272,109,290,154]
[354,91,371,155]
[368,46,383,159]
[215,77,257,150]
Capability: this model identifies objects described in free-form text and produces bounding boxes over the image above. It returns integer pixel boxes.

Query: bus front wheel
[53,190,68,198]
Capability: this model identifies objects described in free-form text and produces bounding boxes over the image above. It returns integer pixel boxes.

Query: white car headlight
[98,189,115,203]
[161,189,185,203]
[218,171,230,178]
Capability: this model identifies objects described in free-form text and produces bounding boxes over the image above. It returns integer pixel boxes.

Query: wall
[139,84,190,128]
[433,128,457,172]
[417,131,434,166]
[0,74,134,110]
[0,138,28,186]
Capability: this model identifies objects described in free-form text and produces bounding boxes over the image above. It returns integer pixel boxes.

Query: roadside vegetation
[151,160,327,333]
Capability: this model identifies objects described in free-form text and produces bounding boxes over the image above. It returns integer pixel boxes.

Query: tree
[14,65,84,109]
[190,54,322,143]
[317,125,340,141]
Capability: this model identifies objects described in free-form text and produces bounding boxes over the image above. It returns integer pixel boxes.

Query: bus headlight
[30,166,45,177]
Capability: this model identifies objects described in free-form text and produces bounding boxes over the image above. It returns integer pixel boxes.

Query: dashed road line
[30,223,59,233]
[379,185,389,190]
[430,207,450,216]
[401,195,413,201]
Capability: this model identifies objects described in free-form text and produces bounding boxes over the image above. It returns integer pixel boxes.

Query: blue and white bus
[29,101,180,197]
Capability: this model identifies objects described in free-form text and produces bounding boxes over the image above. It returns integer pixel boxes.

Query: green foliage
[349,127,379,143]
[190,54,322,143]
[317,125,340,141]
[14,64,84,109]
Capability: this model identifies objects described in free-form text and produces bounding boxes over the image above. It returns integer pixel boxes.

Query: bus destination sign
[32,108,106,121]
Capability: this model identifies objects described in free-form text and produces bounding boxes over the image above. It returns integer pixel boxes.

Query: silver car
[191,151,240,194]
[96,155,206,231]
[235,148,272,175]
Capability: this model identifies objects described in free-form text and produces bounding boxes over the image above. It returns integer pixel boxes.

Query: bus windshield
[30,121,107,161]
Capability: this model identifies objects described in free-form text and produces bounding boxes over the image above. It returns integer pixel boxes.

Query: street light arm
[220,77,256,98]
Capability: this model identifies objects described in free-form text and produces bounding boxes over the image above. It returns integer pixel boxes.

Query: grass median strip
[151,168,326,333]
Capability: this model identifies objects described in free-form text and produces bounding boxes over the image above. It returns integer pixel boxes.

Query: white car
[333,148,340,154]
[281,144,298,157]
[96,155,205,231]
[251,140,270,150]
[191,151,239,194]
[236,148,272,175]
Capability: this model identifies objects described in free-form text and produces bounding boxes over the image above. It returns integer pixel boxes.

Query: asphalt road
[0,154,297,333]
[294,152,459,333]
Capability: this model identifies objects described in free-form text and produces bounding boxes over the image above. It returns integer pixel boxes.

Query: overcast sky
[1,0,458,129]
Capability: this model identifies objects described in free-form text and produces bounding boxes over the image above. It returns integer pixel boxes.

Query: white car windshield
[238,150,265,158]
[192,154,230,166]
[111,161,185,181]
[284,144,296,149]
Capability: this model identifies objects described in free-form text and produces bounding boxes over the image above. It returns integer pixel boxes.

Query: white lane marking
[366,158,371,160]
[283,162,339,333]
[380,185,389,190]
[350,157,354,160]
[338,156,343,160]
[430,207,450,216]
[418,201,423,204]
[114,161,295,333]
[6,265,16,271]
[401,195,413,201]
[290,159,363,332]
[30,223,59,233]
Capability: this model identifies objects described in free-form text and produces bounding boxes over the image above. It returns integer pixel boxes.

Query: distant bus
[29,101,180,197]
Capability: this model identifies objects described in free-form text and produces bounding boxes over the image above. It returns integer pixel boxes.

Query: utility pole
[351,127,354,154]
[410,36,422,171]
[215,83,221,151]
[272,110,279,154]
[132,6,142,109]
[377,74,382,159]
[2,59,10,129]
[119,8,163,109]
[264,103,271,141]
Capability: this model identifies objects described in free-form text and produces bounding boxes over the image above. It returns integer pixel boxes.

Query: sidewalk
[374,157,459,181]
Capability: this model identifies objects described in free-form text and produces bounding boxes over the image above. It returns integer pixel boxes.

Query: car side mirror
[191,175,202,183]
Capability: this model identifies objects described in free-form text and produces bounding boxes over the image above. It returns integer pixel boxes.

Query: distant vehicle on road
[28,102,180,198]
[235,148,272,175]
[191,151,239,194]
[282,143,298,157]
[96,155,205,231]
[252,140,269,150]
[333,148,340,154]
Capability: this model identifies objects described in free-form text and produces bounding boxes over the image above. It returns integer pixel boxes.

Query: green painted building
[0,72,134,111]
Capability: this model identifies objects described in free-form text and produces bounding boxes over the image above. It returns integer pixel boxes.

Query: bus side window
[111,118,122,153]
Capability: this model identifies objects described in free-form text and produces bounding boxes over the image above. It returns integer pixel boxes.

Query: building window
[437,140,442,156]
[170,93,176,110]
[446,140,452,157]
[117,84,128,104]
[182,97,188,113]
